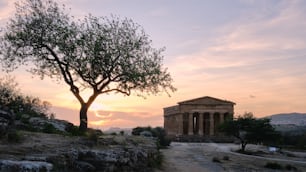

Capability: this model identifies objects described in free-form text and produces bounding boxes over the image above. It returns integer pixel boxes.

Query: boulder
[0,160,53,172]
[27,117,73,133]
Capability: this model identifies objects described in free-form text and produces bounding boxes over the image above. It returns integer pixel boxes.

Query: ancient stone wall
[164,96,235,138]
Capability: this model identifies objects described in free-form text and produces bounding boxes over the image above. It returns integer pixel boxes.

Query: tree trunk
[79,104,88,132]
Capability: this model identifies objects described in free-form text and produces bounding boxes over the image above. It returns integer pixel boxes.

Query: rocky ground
[158,142,306,172]
[3,106,306,172]
[0,106,161,172]
[0,131,160,172]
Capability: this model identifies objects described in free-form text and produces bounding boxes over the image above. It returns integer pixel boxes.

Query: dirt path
[158,142,224,172]
[158,142,306,172]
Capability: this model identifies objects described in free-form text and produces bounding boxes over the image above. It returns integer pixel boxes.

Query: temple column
[220,113,224,124]
[178,114,184,135]
[199,113,203,135]
[188,113,193,135]
[209,113,214,136]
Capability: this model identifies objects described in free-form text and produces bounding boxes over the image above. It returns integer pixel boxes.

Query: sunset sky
[0,0,306,130]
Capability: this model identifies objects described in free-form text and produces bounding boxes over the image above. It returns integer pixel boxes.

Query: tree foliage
[0,0,176,131]
[219,112,280,151]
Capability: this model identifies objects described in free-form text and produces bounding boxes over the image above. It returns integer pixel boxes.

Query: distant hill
[266,113,306,126]
[265,113,306,135]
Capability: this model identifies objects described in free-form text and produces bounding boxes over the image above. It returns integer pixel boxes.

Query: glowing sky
[1,0,306,130]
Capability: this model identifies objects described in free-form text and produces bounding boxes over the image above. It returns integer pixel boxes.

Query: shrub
[120,130,124,135]
[212,157,221,163]
[223,156,229,161]
[152,127,171,148]
[132,126,171,148]
[7,130,22,143]
[148,151,163,169]
[110,132,117,136]
[86,129,103,143]
[285,164,297,171]
[132,126,152,136]
[0,76,52,118]
[264,162,282,169]
[42,123,58,134]
[66,125,85,136]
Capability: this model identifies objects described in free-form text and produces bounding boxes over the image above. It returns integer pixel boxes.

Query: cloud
[170,0,306,73]
[166,0,306,117]
[148,7,169,17]
[0,0,15,24]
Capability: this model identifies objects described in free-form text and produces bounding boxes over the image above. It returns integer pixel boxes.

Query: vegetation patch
[212,157,221,163]
[264,162,283,170]
[219,112,281,152]
[7,130,23,143]
[42,123,58,134]
[285,164,298,171]
[148,151,164,169]
[223,156,229,161]
[132,126,171,149]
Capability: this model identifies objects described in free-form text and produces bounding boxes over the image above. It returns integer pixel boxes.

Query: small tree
[219,112,280,152]
[0,76,51,117]
[0,0,176,131]
[0,76,19,107]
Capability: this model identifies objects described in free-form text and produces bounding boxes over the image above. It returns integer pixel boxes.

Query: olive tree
[219,112,280,152]
[0,0,176,131]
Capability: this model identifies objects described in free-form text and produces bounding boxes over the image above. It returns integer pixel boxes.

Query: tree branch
[101,88,130,96]
[42,44,85,104]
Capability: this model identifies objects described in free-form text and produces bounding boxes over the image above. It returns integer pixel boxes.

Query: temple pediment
[178,96,235,105]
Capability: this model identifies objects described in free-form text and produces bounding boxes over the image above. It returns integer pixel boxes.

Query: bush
[153,127,171,147]
[0,76,52,118]
[86,129,103,143]
[148,151,163,169]
[110,132,117,136]
[120,130,124,135]
[66,125,85,136]
[223,156,229,161]
[132,126,152,136]
[212,157,221,163]
[132,126,171,148]
[42,123,58,134]
[264,162,282,169]
[7,130,22,143]
[285,164,297,171]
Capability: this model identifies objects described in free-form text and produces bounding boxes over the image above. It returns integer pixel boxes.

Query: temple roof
[178,96,235,105]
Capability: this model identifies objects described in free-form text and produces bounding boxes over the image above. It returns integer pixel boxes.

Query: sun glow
[90,102,106,111]
[89,120,106,126]
[89,109,113,127]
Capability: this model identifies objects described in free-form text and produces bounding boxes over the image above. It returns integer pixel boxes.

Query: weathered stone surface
[0,160,53,172]
[0,107,15,136]
[164,96,235,138]
[0,105,160,172]
[0,130,159,172]
[24,117,73,133]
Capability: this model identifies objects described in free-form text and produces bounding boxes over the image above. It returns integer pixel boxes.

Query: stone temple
[163,96,235,138]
